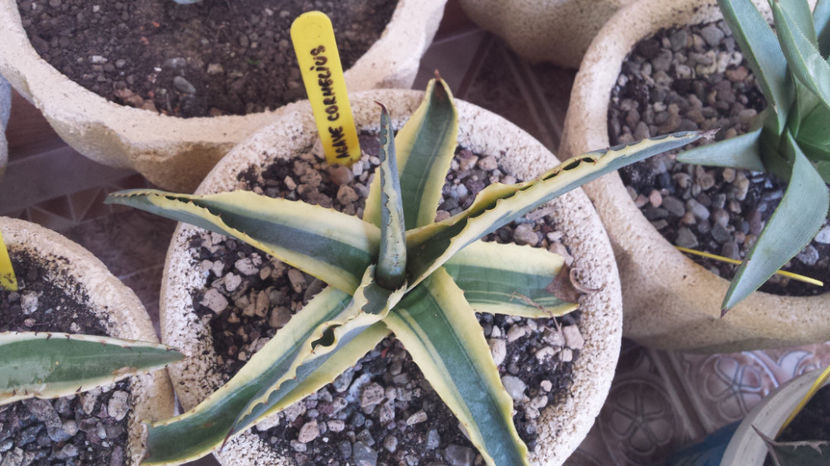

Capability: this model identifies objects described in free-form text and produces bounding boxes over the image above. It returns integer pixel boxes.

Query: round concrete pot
[560,0,830,353]
[0,217,175,465]
[721,368,830,465]
[458,0,636,69]
[0,0,445,192]
[160,89,622,464]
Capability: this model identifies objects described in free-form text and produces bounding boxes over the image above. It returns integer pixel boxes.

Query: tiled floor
[4,2,830,465]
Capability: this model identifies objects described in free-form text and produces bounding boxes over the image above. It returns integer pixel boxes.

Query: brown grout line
[649,348,709,441]
[455,33,494,100]
[517,59,569,153]
[498,45,556,150]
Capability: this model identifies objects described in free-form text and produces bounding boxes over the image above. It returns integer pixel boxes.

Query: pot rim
[160,88,622,465]
[561,0,830,352]
[0,216,175,465]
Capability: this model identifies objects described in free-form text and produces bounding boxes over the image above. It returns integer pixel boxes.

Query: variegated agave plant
[107,77,702,465]
[0,332,182,405]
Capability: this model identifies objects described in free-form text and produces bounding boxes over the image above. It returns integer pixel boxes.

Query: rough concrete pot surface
[161,89,622,465]
[0,0,445,192]
[0,74,9,175]
[560,0,829,353]
[0,217,175,465]
[458,0,636,69]
[721,368,830,465]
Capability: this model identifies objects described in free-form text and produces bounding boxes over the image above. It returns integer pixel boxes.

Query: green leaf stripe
[376,104,408,290]
[383,269,528,466]
[106,190,379,293]
[444,241,578,318]
[0,332,182,405]
[363,78,459,229]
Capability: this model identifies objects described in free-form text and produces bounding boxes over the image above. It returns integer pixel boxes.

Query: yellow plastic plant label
[291,11,361,165]
[0,231,17,291]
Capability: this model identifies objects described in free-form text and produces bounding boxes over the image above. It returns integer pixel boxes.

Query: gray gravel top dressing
[610,19,830,296]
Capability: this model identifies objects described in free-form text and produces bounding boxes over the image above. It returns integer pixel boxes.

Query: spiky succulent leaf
[718,0,792,132]
[146,265,406,464]
[383,269,528,466]
[758,430,830,466]
[0,332,181,405]
[106,190,378,293]
[375,104,407,290]
[722,132,829,312]
[775,1,830,111]
[444,241,578,318]
[676,128,765,170]
[815,0,830,56]
[145,287,350,463]
[145,320,388,465]
[363,77,458,228]
[780,0,818,45]
[405,131,704,289]
[236,322,388,427]
[227,265,405,437]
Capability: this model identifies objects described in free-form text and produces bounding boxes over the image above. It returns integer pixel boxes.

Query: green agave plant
[676,0,830,312]
[0,331,182,405]
[107,77,702,465]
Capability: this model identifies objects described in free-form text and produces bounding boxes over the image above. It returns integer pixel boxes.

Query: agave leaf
[723,131,829,311]
[718,0,792,132]
[774,1,830,111]
[145,287,350,463]
[364,77,458,228]
[146,322,387,465]
[757,429,830,466]
[405,131,704,289]
[780,0,819,46]
[444,240,578,318]
[234,322,389,429]
[676,128,764,171]
[375,104,407,290]
[227,265,405,437]
[815,0,830,56]
[0,332,182,405]
[145,266,405,464]
[384,269,528,466]
[106,190,378,293]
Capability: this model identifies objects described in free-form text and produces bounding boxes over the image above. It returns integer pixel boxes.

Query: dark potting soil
[16,0,397,118]
[0,249,132,465]
[187,135,583,465]
[777,383,830,442]
[609,20,830,296]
